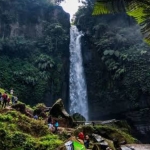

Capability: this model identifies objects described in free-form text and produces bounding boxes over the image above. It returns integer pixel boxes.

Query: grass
[0,109,63,150]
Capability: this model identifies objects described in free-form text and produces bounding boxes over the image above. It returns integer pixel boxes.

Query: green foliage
[35,54,55,71]
[75,3,150,116]
[33,103,46,110]
[0,114,13,122]
[39,135,63,150]
[92,0,150,44]
[74,124,137,144]
[0,0,70,106]
[94,125,136,143]
[0,109,63,150]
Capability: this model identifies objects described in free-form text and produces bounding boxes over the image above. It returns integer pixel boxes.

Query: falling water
[69,26,88,120]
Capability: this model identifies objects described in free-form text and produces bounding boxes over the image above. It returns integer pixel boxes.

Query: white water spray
[69,26,88,120]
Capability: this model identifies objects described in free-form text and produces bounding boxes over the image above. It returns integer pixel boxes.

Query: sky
[60,0,82,20]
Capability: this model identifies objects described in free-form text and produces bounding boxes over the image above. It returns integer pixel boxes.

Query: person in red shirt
[7,96,10,106]
[78,131,84,141]
[2,92,7,108]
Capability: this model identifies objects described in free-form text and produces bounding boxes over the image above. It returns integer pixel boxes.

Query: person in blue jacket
[54,120,59,133]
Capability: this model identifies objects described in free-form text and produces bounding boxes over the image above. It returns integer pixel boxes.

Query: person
[10,89,13,95]
[54,120,59,133]
[7,96,10,106]
[2,92,7,108]
[12,96,15,104]
[47,116,54,131]
[48,123,55,132]
[78,131,84,141]
[48,116,52,124]
[84,135,90,149]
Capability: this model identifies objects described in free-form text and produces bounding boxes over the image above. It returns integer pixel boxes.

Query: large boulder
[50,99,70,118]
[50,99,75,127]
[12,103,33,118]
[33,103,47,119]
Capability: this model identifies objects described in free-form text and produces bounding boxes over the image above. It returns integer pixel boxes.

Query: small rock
[92,133,104,142]
[100,141,109,146]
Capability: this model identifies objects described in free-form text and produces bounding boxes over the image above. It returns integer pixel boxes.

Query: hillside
[0,101,138,150]
[0,109,63,150]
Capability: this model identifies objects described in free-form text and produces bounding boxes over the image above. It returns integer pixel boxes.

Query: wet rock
[122,144,150,150]
[72,113,86,121]
[50,99,75,127]
[12,103,33,117]
[12,103,26,113]
[92,134,109,150]
[33,103,47,119]
[92,133,105,142]
[125,108,150,143]
[50,99,70,118]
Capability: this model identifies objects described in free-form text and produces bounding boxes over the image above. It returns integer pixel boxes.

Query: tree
[93,0,150,44]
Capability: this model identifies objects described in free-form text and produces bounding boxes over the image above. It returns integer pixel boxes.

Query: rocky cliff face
[75,7,150,142]
[0,1,70,38]
[0,0,70,106]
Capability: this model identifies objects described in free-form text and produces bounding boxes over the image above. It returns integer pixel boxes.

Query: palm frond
[92,0,147,15]
[92,0,129,15]
[127,5,150,44]
[92,0,150,44]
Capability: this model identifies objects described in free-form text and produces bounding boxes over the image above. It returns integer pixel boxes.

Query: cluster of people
[47,116,59,133]
[78,131,90,149]
[0,92,18,108]
[78,132,113,149]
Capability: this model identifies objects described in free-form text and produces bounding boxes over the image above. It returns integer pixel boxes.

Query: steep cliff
[75,5,150,142]
[0,0,70,106]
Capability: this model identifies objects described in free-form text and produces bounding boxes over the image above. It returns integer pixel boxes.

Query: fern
[93,0,150,44]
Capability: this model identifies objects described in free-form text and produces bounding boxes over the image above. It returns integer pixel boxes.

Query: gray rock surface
[121,144,150,150]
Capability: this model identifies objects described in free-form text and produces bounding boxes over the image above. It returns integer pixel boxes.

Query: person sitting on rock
[84,135,90,148]
[48,123,54,132]
[48,116,54,132]
[48,116,52,124]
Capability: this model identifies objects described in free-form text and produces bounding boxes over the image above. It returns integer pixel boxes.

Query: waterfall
[69,25,88,120]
